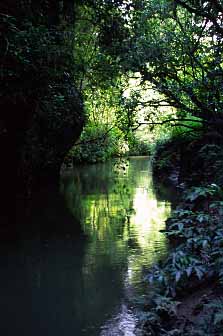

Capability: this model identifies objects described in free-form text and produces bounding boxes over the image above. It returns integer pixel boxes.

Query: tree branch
[175,0,223,37]
[132,118,204,131]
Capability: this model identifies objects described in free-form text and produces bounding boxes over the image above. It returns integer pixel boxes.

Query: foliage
[2,0,223,173]
[70,124,126,163]
[206,298,223,328]
[197,143,223,186]
[64,0,223,162]
[152,130,223,193]
[128,138,151,156]
[128,0,223,132]
[139,182,223,335]
[0,13,74,102]
[69,2,136,161]
[152,133,191,179]
[0,2,85,198]
[183,184,223,202]
[2,1,222,333]
[71,0,223,161]
[75,0,223,142]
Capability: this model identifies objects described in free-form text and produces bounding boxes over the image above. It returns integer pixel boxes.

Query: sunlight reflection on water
[0,157,173,336]
[100,304,140,336]
[62,156,172,335]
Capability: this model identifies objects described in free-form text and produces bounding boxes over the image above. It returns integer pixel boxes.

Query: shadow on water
[2,186,91,336]
[1,157,173,336]
[17,185,83,239]
[2,185,125,335]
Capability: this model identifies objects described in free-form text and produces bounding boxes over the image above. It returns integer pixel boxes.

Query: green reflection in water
[62,157,171,293]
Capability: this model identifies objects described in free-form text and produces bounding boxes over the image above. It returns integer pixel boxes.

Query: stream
[1,156,172,336]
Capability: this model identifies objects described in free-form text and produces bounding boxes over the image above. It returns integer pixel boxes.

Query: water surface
[1,157,171,336]
[61,156,171,335]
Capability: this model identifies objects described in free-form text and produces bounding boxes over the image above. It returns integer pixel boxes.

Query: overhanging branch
[132,118,205,131]
[175,0,223,37]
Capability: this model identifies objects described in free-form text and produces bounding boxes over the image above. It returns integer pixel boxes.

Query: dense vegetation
[1,0,222,333]
[2,0,222,179]
[66,0,223,164]
[138,139,223,335]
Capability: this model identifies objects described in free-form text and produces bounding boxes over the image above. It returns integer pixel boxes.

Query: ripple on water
[100,304,141,336]
[60,157,172,336]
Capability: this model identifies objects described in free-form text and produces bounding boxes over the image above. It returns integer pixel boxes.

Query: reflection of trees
[73,161,116,195]
[3,158,172,336]
[65,159,137,242]
[25,185,83,237]
[152,177,178,207]
[63,157,171,282]
[0,235,124,336]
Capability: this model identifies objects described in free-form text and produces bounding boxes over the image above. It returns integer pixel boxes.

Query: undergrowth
[138,184,223,336]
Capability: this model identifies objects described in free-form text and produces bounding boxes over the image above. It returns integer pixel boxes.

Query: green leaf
[186,267,193,277]
[195,267,204,280]
[175,271,181,282]
[214,312,223,325]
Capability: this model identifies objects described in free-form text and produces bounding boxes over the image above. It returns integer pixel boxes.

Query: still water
[1,157,171,336]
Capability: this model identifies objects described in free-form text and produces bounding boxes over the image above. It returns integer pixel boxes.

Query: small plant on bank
[140,184,223,335]
[206,298,223,330]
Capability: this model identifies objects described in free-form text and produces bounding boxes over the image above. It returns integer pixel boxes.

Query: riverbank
[141,134,223,336]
